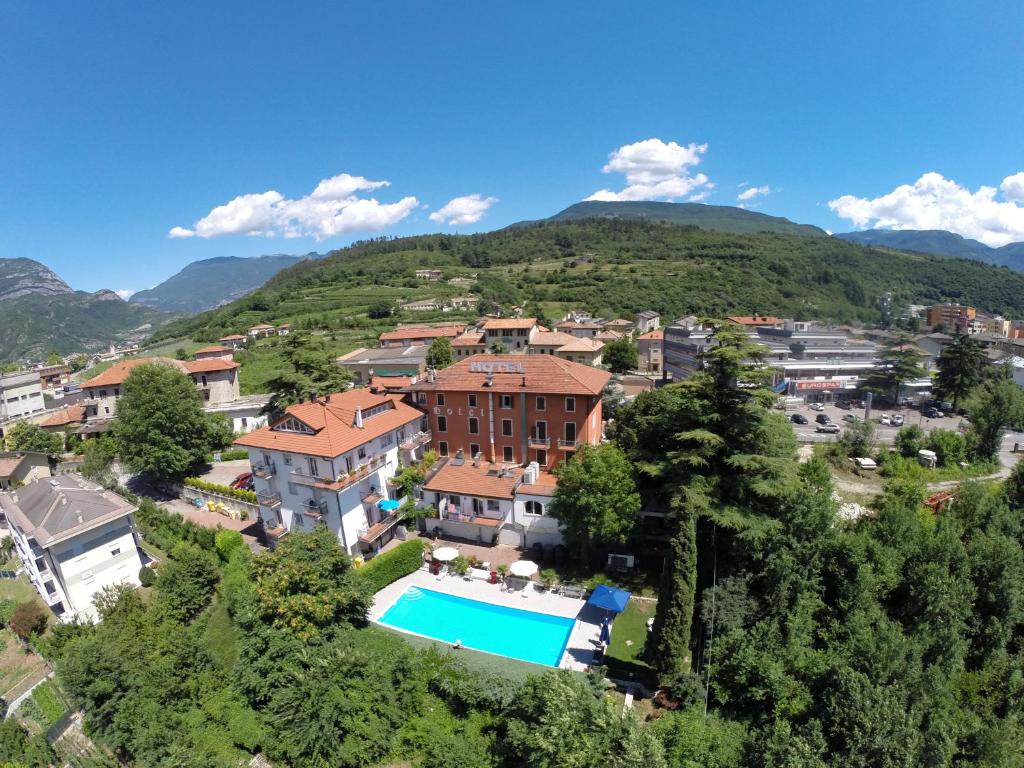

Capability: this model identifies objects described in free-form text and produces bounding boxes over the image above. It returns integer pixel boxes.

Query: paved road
[784,402,971,445]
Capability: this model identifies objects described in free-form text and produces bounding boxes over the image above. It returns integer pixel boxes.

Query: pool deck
[371,568,606,671]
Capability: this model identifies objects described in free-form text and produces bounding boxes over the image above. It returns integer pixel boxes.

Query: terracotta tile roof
[452,332,486,347]
[424,458,557,499]
[530,331,579,347]
[556,337,604,353]
[410,354,610,395]
[555,320,603,330]
[595,330,623,341]
[184,359,240,374]
[249,323,275,330]
[195,345,233,354]
[219,334,246,341]
[233,390,423,457]
[727,315,783,326]
[603,319,634,328]
[637,329,664,340]
[370,375,415,391]
[482,318,537,330]
[82,357,186,388]
[378,325,465,342]
[40,404,87,428]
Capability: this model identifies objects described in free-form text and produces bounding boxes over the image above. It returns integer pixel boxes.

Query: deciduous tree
[426,336,454,369]
[603,339,638,374]
[4,421,61,455]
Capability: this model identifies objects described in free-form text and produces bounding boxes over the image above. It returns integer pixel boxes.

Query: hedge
[358,539,427,593]
[208,448,249,462]
[184,477,258,504]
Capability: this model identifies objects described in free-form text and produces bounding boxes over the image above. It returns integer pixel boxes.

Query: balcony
[528,435,551,449]
[257,492,281,509]
[400,431,432,451]
[253,462,276,479]
[289,468,335,488]
[301,499,326,519]
[358,510,401,543]
[557,438,578,450]
[290,455,389,492]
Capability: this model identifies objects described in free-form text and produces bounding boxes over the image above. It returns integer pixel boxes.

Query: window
[469,443,481,458]
[201,375,208,386]
[536,449,547,466]
[472,498,484,515]
[358,446,367,459]
[487,499,500,512]
[468,393,477,407]
[437,393,446,406]
[437,416,448,432]
[283,454,293,466]
[100,389,107,397]
[565,396,576,412]
[380,432,394,447]
[468,416,479,434]
[287,481,297,495]
[525,500,545,516]
[34,557,46,573]
[241,417,248,429]
[565,422,577,442]
[110,547,120,557]
[503,446,513,462]
[307,457,319,477]
[500,394,513,409]
[501,419,512,436]
[536,396,546,410]
[438,441,449,457]
[44,580,56,595]
[417,392,427,405]
[114,388,119,396]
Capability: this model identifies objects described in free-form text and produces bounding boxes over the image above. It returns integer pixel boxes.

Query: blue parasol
[379,499,401,512]
[587,584,631,613]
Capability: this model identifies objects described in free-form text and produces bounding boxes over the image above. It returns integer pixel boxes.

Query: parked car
[843,414,861,423]
[835,401,852,410]
[891,414,905,427]
[809,402,825,412]
[852,457,878,470]
[230,472,253,490]
[923,407,943,419]
[816,422,840,434]
[880,414,891,426]
[790,414,809,424]
[815,414,831,425]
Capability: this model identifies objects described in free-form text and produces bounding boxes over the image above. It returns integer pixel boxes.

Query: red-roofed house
[637,329,663,373]
[408,354,610,471]
[378,324,466,348]
[194,345,234,361]
[727,315,784,328]
[218,334,247,350]
[234,390,427,553]
[481,317,539,351]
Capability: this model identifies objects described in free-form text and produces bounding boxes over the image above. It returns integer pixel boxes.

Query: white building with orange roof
[234,389,428,554]
[218,334,247,349]
[452,330,486,359]
[636,328,664,374]
[248,323,277,338]
[193,344,235,361]
[528,331,605,366]
[481,317,539,351]
[378,324,466,348]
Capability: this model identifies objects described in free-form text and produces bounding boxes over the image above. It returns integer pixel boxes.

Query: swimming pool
[378,587,575,667]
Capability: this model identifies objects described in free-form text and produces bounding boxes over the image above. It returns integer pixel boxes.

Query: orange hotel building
[408,354,610,471]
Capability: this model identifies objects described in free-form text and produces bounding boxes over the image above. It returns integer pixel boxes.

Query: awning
[587,584,630,613]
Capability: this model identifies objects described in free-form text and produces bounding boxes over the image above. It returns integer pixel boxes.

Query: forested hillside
[151,218,1024,347]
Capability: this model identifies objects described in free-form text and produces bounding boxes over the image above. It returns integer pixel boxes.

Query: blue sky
[2,1,1023,294]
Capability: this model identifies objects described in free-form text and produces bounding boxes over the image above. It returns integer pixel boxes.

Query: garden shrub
[358,539,427,593]
[184,477,258,504]
[138,566,157,587]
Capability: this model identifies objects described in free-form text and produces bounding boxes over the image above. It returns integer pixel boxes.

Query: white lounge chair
[435,564,449,580]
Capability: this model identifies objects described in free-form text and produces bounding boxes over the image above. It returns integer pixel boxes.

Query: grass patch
[25,680,68,729]
[0,628,48,700]
[203,599,239,672]
[374,624,557,683]
[607,599,655,670]
[0,572,42,605]
[549,565,660,598]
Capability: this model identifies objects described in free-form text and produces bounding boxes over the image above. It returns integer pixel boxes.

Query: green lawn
[0,572,40,605]
[549,565,660,598]
[607,599,656,670]
[0,628,48,700]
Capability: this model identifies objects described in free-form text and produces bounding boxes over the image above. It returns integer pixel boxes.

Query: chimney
[453,448,465,466]
[324,393,331,403]
[308,392,316,403]
[354,407,363,428]
[485,372,494,387]
[473,451,481,467]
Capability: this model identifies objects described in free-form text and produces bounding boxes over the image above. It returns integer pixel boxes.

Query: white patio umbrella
[433,546,459,562]
[509,560,539,578]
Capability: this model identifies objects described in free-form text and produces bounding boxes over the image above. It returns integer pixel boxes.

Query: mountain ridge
[835,229,1024,271]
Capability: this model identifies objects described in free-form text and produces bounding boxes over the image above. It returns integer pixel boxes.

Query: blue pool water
[378,587,575,666]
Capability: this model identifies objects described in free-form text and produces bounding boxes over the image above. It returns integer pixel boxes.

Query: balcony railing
[557,438,578,450]
[253,462,276,479]
[400,430,432,451]
[301,499,326,519]
[257,492,281,508]
[357,509,401,543]
[289,468,335,487]
[528,435,551,448]
[289,455,389,492]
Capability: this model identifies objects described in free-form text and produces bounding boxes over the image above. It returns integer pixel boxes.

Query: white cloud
[737,185,771,202]
[586,138,713,202]
[115,289,135,300]
[828,171,1024,247]
[688,192,710,202]
[429,194,499,226]
[170,173,418,241]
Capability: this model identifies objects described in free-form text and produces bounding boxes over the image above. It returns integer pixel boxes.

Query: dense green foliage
[149,220,1024,352]
[357,539,427,592]
[184,477,259,504]
[112,363,220,480]
[262,332,352,413]
[426,335,454,369]
[603,338,638,374]
[935,328,988,409]
[3,421,61,455]
[966,371,1024,459]
[837,228,1024,271]
[861,335,928,404]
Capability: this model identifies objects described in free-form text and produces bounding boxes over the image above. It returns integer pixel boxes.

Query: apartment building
[0,451,50,491]
[637,329,663,374]
[0,371,45,423]
[408,355,610,471]
[37,365,72,391]
[926,303,976,330]
[636,311,660,334]
[0,476,143,622]
[336,345,429,386]
[528,332,604,366]
[234,389,428,555]
[420,456,561,548]
[481,318,540,351]
[378,324,466,348]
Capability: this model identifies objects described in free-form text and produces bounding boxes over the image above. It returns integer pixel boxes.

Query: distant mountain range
[0,258,170,361]
[130,253,315,313]
[835,229,1024,272]
[538,200,828,237]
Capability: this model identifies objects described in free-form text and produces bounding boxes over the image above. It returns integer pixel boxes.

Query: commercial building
[336,345,429,386]
[0,371,45,423]
[926,303,976,330]
[0,476,143,622]
[407,355,610,471]
[234,389,428,554]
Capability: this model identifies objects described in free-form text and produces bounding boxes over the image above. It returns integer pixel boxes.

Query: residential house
[553,320,604,338]
[420,456,560,548]
[452,331,487,359]
[248,323,277,339]
[40,405,87,433]
[602,319,635,336]
[218,334,247,349]
[637,329,663,374]
[0,371,45,424]
[194,345,235,361]
[415,269,444,281]
[378,324,466,348]
[408,354,610,471]
[277,324,291,336]
[528,331,605,365]
[636,310,660,334]
[336,345,429,386]
[234,390,428,554]
[727,315,784,329]
[0,475,143,622]
[400,298,443,312]
[481,318,540,351]
[926,303,976,330]
[37,365,72,391]
[0,452,50,491]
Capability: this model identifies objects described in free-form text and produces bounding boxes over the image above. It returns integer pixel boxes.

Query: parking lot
[782,401,969,444]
